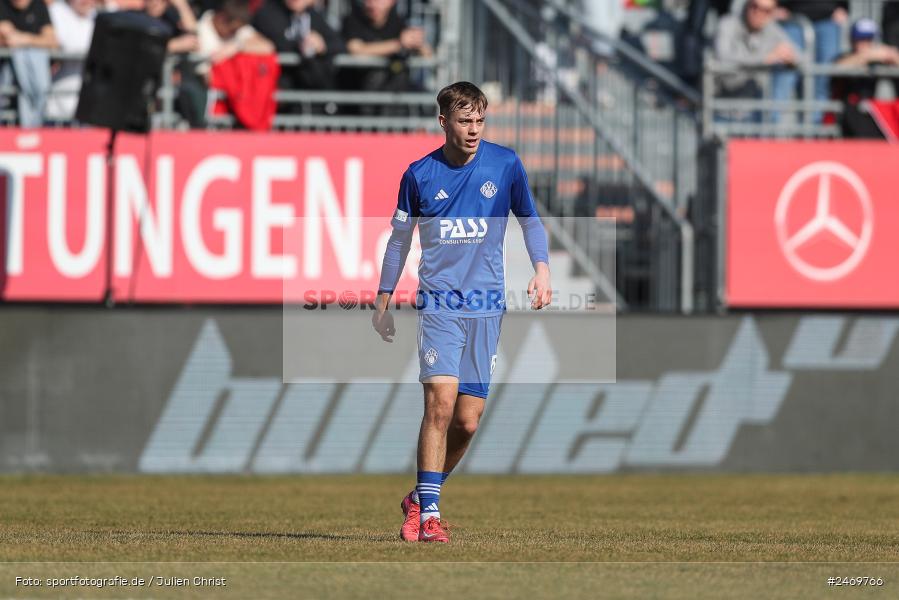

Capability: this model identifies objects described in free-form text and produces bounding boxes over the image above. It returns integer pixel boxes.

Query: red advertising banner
[0,128,441,302]
[727,140,899,308]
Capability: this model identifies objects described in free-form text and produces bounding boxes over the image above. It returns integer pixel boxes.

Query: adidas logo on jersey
[434,189,449,200]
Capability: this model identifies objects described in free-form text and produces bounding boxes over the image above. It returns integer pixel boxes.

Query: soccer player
[372,82,552,543]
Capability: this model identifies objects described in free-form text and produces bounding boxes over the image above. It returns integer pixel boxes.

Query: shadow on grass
[92,530,399,543]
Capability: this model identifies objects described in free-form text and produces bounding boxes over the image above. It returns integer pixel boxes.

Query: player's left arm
[510,156,552,309]
[528,261,551,310]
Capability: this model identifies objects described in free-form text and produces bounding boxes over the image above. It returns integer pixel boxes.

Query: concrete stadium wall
[1,308,897,473]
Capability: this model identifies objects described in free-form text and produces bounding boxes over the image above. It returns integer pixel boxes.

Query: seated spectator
[145,0,198,53]
[831,18,899,138]
[341,0,432,107]
[714,0,797,123]
[0,0,58,127]
[775,1,847,123]
[180,0,273,126]
[252,0,344,94]
[196,0,273,73]
[46,0,95,122]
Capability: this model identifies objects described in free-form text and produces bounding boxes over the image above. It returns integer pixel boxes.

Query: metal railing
[161,52,442,131]
[703,59,899,139]
[546,0,701,213]
[848,0,899,21]
[0,48,443,131]
[472,0,697,312]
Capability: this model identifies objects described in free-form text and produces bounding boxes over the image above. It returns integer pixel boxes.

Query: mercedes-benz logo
[774,161,873,282]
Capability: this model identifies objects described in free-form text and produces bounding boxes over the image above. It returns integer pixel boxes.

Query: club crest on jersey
[480,181,497,198]
[424,347,438,366]
[439,218,488,243]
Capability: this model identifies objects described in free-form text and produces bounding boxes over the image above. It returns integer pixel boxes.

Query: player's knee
[453,414,480,437]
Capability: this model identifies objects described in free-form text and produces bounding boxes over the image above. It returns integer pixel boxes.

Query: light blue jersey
[379,141,549,315]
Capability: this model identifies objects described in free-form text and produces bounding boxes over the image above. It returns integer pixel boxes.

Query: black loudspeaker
[76,11,173,133]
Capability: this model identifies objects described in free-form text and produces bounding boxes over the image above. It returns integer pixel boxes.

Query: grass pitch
[1,474,898,598]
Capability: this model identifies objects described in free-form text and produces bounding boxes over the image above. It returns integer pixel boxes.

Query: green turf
[1,474,898,598]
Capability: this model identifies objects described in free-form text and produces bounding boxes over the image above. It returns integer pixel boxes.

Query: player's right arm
[372,169,420,342]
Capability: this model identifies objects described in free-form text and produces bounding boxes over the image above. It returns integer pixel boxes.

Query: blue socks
[412,471,452,523]
[412,472,451,503]
[417,471,443,522]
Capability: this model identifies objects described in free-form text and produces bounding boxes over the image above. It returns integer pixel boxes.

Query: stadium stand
[2,0,898,313]
[698,0,899,138]
[0,0,444,129]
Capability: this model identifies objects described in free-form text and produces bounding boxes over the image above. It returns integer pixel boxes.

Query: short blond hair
[437,81,488,117]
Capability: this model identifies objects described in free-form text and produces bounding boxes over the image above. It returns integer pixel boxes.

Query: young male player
[372,82,552,543]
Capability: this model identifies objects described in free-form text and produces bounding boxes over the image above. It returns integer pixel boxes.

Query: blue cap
[851,18,878,42]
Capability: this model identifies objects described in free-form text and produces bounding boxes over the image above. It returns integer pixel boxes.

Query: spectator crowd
[0,0,434,128]
[710,0,899,137]
[5,0,898,138]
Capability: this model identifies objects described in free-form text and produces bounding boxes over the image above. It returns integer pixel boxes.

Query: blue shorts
[417,312,503,399]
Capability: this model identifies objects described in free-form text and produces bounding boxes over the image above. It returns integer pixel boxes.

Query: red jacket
[210,53,280,131]
[866,100,899,143]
